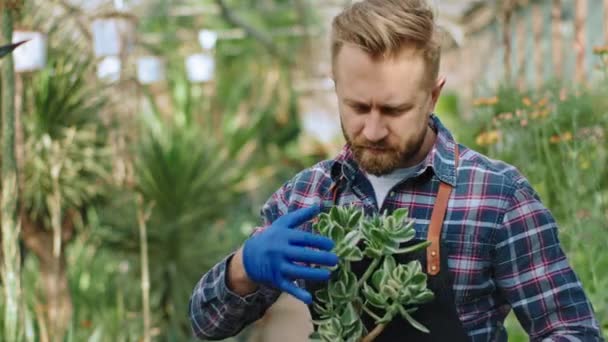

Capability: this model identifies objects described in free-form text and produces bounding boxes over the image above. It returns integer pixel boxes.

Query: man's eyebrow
[343,99,414,110]
[344,98,370,106]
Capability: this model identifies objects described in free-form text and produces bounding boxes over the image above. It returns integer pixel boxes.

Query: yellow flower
[522,97,532,107]
[476,130,501,146]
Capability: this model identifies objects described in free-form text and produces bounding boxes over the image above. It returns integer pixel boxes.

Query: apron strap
[426,144,459,276]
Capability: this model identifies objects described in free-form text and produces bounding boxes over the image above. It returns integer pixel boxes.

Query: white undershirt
[365,163,423,209]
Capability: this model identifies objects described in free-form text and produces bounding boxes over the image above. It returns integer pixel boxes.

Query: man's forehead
[334,45,429,92]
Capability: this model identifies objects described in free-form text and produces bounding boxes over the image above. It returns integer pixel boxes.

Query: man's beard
[342,123,427,176]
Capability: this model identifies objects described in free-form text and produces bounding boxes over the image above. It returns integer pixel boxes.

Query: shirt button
[431,251,437,257]
[431,265,437,272]
[389,191,395,197]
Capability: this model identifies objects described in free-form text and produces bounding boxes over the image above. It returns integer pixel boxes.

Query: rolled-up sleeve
[493,182,603,341]
[188,180,293,340]
[188,253,281,340]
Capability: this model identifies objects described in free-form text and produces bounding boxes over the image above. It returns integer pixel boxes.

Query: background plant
[470,82,608,339]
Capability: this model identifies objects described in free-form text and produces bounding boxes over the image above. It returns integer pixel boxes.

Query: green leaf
[371,269,385,289]
[343,319,365,341]
[413,291,434,304]
[313,219,329,235]
[389,226,416,243]
[330,206,341,224]
[344,270,358,296]
[382,255,397,274]
[392,208,409,222]
[400,307,431,333]
[0,40,28,59]
[393,240,431,254]
[347,209,363,228]
[315,289,330,303]
[363,246,382,259]
[410,272,427,285]
[362,283,386,308]
[377,312,393,324]
[343,230,362,248]
[340,302,359,327]
[381,285,399,299]
[329,224,345,243]
[343,246,364,262]
[313,302,330,315]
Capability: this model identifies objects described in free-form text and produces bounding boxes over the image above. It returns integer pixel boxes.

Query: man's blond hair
[331,0,441,86]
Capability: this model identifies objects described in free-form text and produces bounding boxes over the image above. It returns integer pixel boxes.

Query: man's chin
[358,157,398,176]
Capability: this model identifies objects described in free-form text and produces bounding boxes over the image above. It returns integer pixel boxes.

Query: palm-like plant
[18,45,111,341]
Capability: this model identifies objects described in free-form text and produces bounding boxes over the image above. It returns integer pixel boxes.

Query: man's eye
[352,105,369,113]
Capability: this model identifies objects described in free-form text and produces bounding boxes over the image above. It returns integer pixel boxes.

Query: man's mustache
[353,141,393,151]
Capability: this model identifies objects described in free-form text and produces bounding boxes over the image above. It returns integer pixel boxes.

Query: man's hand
[241,206,338,304]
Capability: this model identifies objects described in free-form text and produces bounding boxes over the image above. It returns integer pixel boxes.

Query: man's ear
[430,76,446,110]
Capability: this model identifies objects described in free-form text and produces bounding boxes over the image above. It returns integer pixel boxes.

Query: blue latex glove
[242,205,338,304]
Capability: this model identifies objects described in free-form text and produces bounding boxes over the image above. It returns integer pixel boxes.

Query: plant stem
[361,323,386,342]
[2,4,22,341]
[136,195,152,342]
[357,258,380,288]
[361,304,382,322]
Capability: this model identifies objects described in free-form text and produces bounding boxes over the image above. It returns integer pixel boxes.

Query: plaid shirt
[189,115,602,341]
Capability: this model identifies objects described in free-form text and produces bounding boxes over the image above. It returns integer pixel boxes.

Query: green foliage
[11,0,326,340]
[470,83,608,337]
[311,206,432,341]
[21,46,111,224]
[0,41,27,59]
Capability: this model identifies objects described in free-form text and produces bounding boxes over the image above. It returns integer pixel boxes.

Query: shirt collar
[331,113,458,186]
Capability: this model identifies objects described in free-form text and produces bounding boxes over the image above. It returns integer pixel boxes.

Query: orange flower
[498,112,514,121]
[473,96,499,106]
[531,109,551,119]
[537,97,549,107]
[549,131,573,144]
[522,97,532,107]
[593,45,608,55]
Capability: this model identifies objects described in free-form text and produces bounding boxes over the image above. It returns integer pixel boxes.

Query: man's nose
[362,111,388,143]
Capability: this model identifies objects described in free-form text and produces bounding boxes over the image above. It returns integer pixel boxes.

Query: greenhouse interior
[0,0,606,341]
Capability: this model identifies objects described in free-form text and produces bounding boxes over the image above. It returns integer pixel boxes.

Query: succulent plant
[310,206,433,342]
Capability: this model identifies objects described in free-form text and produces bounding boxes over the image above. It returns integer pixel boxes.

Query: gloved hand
[242,205,338,304]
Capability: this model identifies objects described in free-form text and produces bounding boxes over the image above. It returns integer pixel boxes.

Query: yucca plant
[0,40,27,59]
[311,206,433,342]
[95,64,296,338]
[17,44,112,342]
